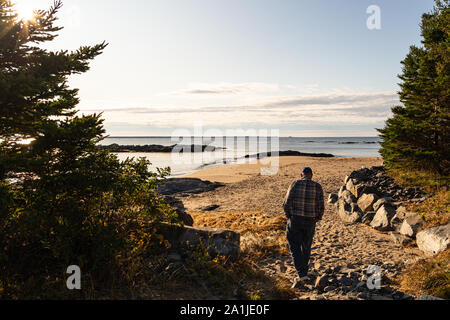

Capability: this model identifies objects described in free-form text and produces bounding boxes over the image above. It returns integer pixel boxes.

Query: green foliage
[378,0,450,175]
[0,0,178,298]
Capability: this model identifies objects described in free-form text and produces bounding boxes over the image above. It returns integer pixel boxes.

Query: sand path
[183,157,424,299]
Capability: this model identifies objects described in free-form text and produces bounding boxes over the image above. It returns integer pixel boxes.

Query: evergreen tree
[0,1,175,297]
[378,0,449,175]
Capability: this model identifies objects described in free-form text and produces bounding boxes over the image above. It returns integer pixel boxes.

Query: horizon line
[105,135,380,138]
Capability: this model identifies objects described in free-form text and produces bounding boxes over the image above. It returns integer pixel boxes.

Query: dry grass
[190,210,289,258]
[385,169,449,299]
[406,189,450,230]
[397,250,450,299]
[189,210,296,299]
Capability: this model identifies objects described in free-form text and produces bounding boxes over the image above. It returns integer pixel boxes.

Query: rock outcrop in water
[245,150,334,159]
[97,144,223,153]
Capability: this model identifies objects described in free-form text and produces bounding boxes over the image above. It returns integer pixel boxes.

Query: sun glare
[15,2,36,21]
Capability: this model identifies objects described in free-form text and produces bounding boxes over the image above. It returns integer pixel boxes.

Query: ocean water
[100,136,381,177]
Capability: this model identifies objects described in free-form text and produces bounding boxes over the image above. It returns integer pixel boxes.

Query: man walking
[283,167,324,288]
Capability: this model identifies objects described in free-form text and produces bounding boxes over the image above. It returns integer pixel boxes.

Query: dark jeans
[286,215,316,278]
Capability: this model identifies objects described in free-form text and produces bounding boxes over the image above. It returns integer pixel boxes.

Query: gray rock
[341,190,356,204]
[346,179,376,199]
[357,193,379,213]
[158,222,240,260]
[416,223,450,256]
[418,294,445,300]
[314,275,329,291]
[394,206,409,219]
[361,211,376,225]
[399,214,423,238]
[373,198,394,212]
[162,195,194,226]
[337,198,363,224]
[370,205,396,231]
[355,281,368,292]
[400,294,415,300]
[356,292,369,299]
[346,179,357,197]
[338,275,353,287]
[158,178,224,196]
[167,253,182,262]
[338,185,347,198]
[390,206,418,230]
[370,294,394,301]
[201,204,220,211]
[328,193,339,204]
[344,175,350,185]
[324,285,337,293]
[389,231,412,246]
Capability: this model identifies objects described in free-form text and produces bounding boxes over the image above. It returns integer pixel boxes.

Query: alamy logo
[366,5,381,30]
[366,265,381,290]
[66,265,81,290]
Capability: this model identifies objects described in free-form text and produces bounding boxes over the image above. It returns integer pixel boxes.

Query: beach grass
[189,210,296,299]
[397,250,450,299]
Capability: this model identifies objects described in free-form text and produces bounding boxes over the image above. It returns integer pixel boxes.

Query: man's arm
[283,181,297,219]
[316,184,325,221]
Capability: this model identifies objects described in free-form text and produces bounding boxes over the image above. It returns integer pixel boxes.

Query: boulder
[390,207,419,231]
[373,198,394,213]
[341,190,356,204]
[361,211,376,225]
[399,214,423,238]
[390,206,408,230]
[389,231,412,246]
[201,204,220,211]
[418,294,445,300]
[338,185,347,198]
[416,223,450,256]
[346,179,377,199]
[346,179,359,198]
[162,195,194,226]
[370,205,396,231]
[344,175,350,185]
[347,167,373,184]
[357,193,379,213]
[328,193,338,205]
[314,275,329,291]
[158,178,224,196]
[158,223,240,260]
[337,198,363,224]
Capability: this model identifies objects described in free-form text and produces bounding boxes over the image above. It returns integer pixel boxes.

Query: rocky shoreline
[158,157,446,300]
[97,144,335,159]
[97,143,225,153]
[245,150,334,159]
[157,178,240,261]
[329,166,450,257]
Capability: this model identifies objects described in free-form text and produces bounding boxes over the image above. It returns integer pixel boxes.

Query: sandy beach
[182,156,425,299]
[184,156,385,212]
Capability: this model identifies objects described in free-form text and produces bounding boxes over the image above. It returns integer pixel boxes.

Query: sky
[14,0,436,137]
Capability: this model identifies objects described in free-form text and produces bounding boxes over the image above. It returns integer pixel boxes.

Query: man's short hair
[302,167,313,175]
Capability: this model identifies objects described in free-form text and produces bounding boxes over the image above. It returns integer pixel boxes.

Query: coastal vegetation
[0,0,180,298]
[378,0,449,299]
[0,0,448,300]
[378,0,449,177]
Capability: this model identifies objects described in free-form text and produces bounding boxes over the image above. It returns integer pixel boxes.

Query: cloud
[163,82,280,96]
[81,91,398,129]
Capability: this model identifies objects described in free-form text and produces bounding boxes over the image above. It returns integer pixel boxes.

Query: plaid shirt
[283,178,324,220]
